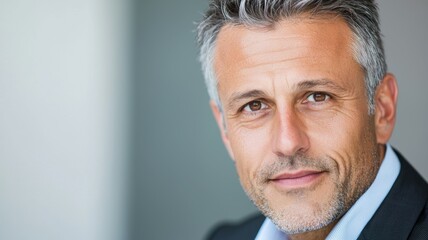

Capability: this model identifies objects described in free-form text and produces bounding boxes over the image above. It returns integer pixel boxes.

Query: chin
[272,204,341,234]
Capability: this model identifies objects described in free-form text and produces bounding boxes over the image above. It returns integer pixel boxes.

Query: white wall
[0,1,130,239]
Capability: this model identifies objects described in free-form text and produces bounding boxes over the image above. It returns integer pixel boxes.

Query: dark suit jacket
[207,150,428,240]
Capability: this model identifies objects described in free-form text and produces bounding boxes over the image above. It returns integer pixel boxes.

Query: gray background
[134,1,428,240]
[0,1,427,240]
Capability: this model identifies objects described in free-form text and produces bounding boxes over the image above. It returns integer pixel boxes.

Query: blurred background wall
[0,0,131,239]
[1,1,427,240]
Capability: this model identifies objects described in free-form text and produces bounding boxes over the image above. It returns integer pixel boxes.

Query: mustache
[257,153,334,182]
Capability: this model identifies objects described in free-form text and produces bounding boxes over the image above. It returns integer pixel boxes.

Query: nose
[272,108,309,157]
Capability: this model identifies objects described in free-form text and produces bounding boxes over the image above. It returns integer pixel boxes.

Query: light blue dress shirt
[255,144,401,240]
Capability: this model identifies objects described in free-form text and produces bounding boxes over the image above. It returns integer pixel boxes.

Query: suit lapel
[357,150,428,240]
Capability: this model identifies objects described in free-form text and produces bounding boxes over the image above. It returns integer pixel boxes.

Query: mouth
[269,170,326,189]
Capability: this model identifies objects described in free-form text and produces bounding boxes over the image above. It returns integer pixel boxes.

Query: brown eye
[243,100,267,112]
[249,101,262,111]
[307,92,330,103]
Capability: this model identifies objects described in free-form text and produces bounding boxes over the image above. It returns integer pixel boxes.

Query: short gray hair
[196,0,387,114]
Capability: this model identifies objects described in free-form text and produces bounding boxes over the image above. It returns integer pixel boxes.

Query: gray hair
[196,0,387,114]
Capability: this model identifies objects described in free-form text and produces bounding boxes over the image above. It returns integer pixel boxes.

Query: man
[197,0,428,239]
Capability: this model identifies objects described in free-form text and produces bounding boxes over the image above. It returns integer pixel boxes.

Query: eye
[242,100,268,112]
[306,92,330,103]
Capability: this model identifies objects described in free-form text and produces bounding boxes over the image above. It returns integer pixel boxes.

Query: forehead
[213,17,358,94]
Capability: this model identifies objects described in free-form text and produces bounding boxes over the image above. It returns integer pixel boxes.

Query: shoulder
[205,213,265,240]
[358,149,428,239]
[409,201,428,239]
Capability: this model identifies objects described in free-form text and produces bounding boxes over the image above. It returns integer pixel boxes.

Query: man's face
[212,17,384,234]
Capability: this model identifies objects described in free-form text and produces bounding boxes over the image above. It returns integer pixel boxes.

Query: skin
[210,16,398,240]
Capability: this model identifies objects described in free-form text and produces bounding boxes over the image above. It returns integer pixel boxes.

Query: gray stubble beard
[246,171,346,235]
[241,152,378,235]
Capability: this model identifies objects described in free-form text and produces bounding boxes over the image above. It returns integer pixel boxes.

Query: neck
[378,144,386,164]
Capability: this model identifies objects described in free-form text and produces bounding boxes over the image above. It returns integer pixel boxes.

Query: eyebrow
[228,89,268,110]
[297,79,347,92]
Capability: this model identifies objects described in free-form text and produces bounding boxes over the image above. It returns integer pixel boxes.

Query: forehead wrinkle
[239,38,316,67]
[238,43,338,76]
[240,35,312,56]
[239,56,305,75]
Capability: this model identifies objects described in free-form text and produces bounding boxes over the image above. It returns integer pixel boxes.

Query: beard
[241,151,378,235]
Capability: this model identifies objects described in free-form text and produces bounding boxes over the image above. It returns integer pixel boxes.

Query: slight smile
[270,170,327,190]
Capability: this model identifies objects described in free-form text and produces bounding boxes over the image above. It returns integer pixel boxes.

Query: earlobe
[210,100,235,161]
[374,73,398,144]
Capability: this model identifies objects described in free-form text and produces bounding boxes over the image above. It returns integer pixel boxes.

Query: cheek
[304,109,375,174]
[228,125,273,184]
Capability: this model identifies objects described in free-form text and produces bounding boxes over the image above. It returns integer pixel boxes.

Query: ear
[210,100,235,161]
[374,73,398,144]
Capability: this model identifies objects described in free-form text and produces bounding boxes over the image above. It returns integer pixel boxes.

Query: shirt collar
[255,144,401,240]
